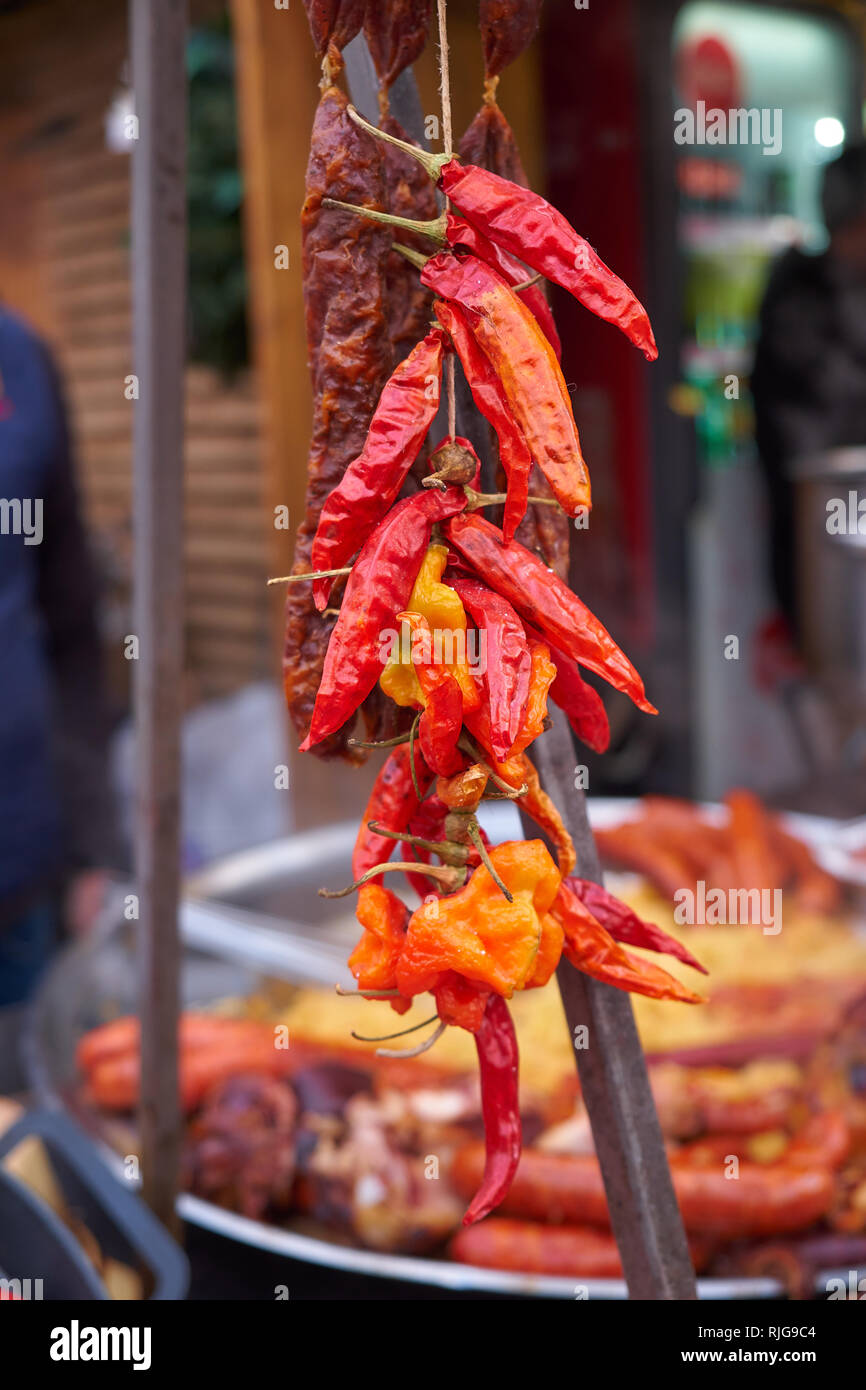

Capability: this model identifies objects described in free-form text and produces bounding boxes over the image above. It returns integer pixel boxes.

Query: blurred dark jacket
[0,307,116,925]
[752,246,866,626]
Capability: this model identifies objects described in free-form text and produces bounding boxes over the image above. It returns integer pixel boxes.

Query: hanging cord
[436,0,457,441]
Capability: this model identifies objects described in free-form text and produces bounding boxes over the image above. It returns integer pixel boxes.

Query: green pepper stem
[442,807,475,843]
[367,820,470,865]
[512,271,545,292]
[267,566,352,586]
[336,985,403,999]
[346,104,451,181]
[322,197,447,242]
[348,731,411,750]
[408,711,423,799]
[391,240,430,271]
[352,1014,438,1043]
[318,859,458,900]
[376,1019,447,1059]
[466,820,513,902]
[463,488,563,512]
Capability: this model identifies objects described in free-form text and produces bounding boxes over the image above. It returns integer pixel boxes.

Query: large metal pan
[24,803,854,1299]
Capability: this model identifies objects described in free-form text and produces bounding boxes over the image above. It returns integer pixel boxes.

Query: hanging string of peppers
[285,0,705,1229]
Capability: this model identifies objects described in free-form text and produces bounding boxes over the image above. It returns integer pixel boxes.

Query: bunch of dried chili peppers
[286,0,705,1228]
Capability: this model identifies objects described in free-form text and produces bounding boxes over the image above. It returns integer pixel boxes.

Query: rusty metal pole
[130,0,188,1231]
[520,709,697,1299]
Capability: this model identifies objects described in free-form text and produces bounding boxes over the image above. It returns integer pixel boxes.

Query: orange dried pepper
[519,755,576,877]
[397,840,561,998]
[550,879,703,1005]
[436,763,488,810]
[348,882,412,1014]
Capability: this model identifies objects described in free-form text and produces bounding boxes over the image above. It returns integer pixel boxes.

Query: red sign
[676,34,742,112]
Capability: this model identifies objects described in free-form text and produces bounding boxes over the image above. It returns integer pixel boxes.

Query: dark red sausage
[451,1144,835,1239]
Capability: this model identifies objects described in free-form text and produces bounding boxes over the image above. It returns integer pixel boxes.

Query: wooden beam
[229,0,317,586]
[130,0,188,1234]
[231,0,370,831]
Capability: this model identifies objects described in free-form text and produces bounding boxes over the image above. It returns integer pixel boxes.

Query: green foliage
[186,18,248,374]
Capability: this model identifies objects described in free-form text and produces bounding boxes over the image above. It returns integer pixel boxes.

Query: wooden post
[130,0,187,1232]
[231,0,370,830]
[229,0,316,569]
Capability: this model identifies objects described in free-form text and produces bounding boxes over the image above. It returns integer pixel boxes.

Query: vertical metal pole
[520,709,697,1299]
[130,0,188,1231]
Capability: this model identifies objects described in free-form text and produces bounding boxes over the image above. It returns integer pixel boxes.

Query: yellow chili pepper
[380,544,481,710]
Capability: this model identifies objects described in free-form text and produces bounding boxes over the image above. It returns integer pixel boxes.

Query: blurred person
[0,305,117,1006]
[752,144,866,639]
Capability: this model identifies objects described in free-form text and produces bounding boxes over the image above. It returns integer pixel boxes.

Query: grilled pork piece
[184,1075,298,1220]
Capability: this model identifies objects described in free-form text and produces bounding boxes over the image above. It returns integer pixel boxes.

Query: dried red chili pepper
[549,651,611,754]
[448,574,530,760]
[434,973,491,1034]
[463,994,522,1225]
[352,743,435,882]
[480,0,544,80]
[464,639,553,783]
[446,512,656,714]
[445,212,561,360]
[433,299,530,542]
[301,486,467,750]
[458,95,570,580]
[508,637,556,756]
[284,86,392,760]
[567,878,707,975]
[332,119,565,557]
[422,251,591,517]
[524,622,611,754]
[406,792,451,845]
[454,89,564,404]
[303,0,366,57]
[438,162,658,360]
[551,880,703,1004]
[364,0,433,93]
[311,327,447,608]
[518,469,570,580]
[398,611,465,776]
[461,638,552,792]
[348,105,656,360]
